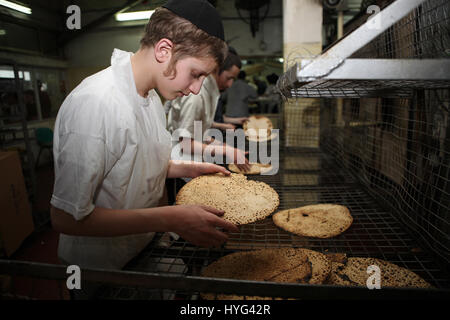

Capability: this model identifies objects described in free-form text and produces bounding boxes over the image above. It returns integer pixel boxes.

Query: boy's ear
[154,38,173,63]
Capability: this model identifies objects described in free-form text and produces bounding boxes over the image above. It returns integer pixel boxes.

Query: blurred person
[264,72,281,113]
[222,70,257,125]
[167,47,250,172]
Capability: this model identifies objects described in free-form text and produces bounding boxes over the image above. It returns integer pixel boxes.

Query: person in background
[222,70,257,126]
[253,75,267,96]
[212,47,240,130]
[50,0,239,299]
[37,80,52,118]
[210,47,241,132]
[264,72,281,113]
[24,90,38,121]
[167,47,250,171]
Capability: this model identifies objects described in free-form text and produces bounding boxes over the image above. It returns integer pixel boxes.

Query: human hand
[224,123,236,130]
[168,205,239,247]
[239,117,249,125]
[191,162,230,178]
[225,146,250,172]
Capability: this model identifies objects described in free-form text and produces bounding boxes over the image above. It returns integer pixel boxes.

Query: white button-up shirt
[51,49,172,269]
[167,74,220,162]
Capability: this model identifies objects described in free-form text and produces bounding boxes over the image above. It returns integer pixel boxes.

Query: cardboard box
[0,151,34,257]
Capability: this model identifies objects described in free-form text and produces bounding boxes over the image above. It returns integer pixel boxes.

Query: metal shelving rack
[277,0,450,99]
[0,59,37,201]
[0,0,449,300]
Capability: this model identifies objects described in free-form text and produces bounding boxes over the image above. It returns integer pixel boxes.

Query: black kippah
[163,0,225,41]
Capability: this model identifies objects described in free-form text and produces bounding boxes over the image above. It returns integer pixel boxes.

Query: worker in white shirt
[50,0,239,280]
[167,48,250,172]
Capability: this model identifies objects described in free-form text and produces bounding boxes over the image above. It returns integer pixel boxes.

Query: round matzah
[246,131,278,142]
[328,257,432,289]
[243,115,273,132]
[243,116,277,142]
[228,163,273,175]
[201,248,331,300]
[273,204,353,238]
[176,173,279,225]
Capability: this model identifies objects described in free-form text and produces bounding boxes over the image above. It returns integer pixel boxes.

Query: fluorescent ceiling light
[115,10,154,22]
[0,0,32,14]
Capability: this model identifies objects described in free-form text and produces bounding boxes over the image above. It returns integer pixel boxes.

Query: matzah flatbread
[176,173,279,225]
[201,248,331,300]
[243,115,277,142]
[228,163,273,175]
[327,257,433,289]
[273,204,353,238]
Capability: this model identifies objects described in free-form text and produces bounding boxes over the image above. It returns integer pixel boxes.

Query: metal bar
[324,59,450,80]
[276,0,450,99]
[297,0,429,80]
[0,260,448,300]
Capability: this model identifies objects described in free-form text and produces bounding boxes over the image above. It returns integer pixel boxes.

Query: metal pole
[337,10,344,127]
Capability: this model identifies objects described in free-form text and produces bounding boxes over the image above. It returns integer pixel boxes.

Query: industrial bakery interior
[0,0,449,300]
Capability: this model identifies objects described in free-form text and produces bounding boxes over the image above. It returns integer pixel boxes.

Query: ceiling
[0,0,366,56]
[9,0,366,31]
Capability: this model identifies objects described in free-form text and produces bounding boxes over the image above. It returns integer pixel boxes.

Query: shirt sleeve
[247,85,258,100]
[51,132,117,221]
[173,94,205,139]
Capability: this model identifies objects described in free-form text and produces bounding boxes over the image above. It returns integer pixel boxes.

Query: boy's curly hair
[141,7,228,78]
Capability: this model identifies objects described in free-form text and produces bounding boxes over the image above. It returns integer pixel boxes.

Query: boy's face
[159,56,217,100]
[217,65,240,92]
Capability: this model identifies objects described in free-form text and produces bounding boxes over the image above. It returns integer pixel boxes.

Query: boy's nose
[189,78,204,95]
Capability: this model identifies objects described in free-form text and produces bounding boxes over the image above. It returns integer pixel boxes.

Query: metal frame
[1,147,449,299]
[1,258,449,300]
[277,0,450,98]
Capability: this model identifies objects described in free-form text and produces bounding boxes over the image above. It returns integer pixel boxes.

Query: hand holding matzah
[176,173,279,225]
[167,204,239,248]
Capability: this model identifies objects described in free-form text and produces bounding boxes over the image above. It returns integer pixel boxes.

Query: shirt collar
[111,48,149,107]
[203,74,219,96]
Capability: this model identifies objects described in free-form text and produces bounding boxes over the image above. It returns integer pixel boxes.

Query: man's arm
[178,137,249,170]
[211,121,236,130]
[167,160,230,178]
[50,204,239,247]
[223,115,248,125]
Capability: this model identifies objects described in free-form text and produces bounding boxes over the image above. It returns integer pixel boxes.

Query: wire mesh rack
[277,0,450,99]
[1,0,450,301]
[2,142,448,299]
[87,146,450,300]
[353,0,450,59]
[320,91,450,266]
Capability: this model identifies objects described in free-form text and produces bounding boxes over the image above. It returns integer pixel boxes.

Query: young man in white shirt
[167,48,250,171]
[50,0,239,280]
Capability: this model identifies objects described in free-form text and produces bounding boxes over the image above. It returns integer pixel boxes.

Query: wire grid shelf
[90,145,449,300]
[320,89,450,265]
[277,0,450,99]
[1,149,448,299]
[353,0,450,59]
[288,80,450,99]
